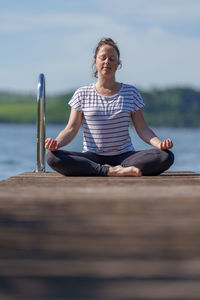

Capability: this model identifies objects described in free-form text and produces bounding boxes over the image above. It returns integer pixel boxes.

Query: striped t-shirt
[68,83,145,155]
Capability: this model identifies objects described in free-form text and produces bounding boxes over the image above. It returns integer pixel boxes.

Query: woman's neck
[96,76,116,88]
[95,78,122,97]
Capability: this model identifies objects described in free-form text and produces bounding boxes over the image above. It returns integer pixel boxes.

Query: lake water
[0,123,199,181]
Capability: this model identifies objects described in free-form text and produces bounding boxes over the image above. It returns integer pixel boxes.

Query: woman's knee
[46,151,60,169]
[47,150,73,175]
[161,150,175,168]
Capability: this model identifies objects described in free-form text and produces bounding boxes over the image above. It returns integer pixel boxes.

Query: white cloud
[0,11,128,34]
[118,27,200,89]
[97,0,200,22]
[1,8,200,93]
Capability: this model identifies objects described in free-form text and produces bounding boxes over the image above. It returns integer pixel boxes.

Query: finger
[168,139,172,148]
[51,140,56,147]
[159,142,163,150]
[45,138,52,149]
[166,138,173,149]
[161,140,167,150]
[45,138,51,146]
[165,139,170,148]
[168,141,173,149]
[48,139,55,149]
[45,137,51,143]
[51,140,59,151]
[52,140,58,149]
[53,140,58,147]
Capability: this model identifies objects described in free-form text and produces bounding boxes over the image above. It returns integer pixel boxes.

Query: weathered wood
[0,171,200,300]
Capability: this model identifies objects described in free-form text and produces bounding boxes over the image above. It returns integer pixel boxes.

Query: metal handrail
[36,73,46,172]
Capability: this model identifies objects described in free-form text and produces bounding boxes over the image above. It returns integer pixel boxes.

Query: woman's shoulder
[74,84,94,94]
[121,83,144,105]
[122,83,140,93]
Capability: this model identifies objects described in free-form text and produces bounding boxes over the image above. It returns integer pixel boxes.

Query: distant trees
[0,87,200,127]
[141,87,200,127]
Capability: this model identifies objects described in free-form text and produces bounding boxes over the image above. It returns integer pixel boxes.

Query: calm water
[0,123,199,181]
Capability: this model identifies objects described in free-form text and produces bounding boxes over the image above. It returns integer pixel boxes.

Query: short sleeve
[132,87,145,112]
[68,88,83,112]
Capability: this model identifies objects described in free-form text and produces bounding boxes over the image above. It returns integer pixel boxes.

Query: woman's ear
[118,60,122,70]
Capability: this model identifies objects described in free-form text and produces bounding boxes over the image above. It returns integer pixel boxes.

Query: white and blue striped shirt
[68,83,145,155]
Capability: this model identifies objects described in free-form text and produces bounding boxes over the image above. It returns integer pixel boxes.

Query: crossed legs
[47,149,174,177]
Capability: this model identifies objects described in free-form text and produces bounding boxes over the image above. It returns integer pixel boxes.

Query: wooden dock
[0,171,200,300]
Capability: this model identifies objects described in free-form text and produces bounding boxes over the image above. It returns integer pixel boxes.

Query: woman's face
[94,45,120,78]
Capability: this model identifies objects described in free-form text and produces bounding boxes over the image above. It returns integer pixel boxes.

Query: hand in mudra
[159,138,173,150]
[45,138,60,151]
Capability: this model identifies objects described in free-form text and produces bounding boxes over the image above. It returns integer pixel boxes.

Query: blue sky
[1,0,200,94]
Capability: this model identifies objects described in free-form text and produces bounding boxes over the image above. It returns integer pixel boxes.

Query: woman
[45,38,174,177]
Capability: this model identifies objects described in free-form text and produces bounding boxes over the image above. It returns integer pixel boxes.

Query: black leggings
[47,149,174,176]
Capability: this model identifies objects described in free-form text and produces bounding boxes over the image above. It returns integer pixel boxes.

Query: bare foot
[106,165,142,177]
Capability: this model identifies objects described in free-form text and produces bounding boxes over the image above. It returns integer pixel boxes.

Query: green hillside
[141,87,200,127]
[0,87,200,127]
[0,92,73,124]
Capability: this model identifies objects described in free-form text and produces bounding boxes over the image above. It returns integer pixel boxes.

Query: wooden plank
[0,171,200,299]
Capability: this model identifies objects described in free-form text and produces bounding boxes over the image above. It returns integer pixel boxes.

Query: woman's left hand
[159,138,173,150]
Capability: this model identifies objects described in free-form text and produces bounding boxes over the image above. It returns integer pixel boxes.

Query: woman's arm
[45,108,83,151]
[131,110,173,150]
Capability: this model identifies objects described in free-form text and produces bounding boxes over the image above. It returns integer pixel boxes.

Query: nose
[105,57,109,63]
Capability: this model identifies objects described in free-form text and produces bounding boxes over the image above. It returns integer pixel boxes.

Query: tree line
[0,87,199,127]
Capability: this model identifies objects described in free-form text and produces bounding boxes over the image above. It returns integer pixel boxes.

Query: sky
[1,0,200,94]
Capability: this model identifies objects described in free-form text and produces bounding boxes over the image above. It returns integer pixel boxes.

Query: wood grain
[0,171,200,299]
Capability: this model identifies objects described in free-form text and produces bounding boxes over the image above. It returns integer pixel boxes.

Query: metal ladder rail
[36,73,46,172]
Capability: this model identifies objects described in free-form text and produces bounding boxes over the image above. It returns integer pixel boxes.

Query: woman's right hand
[45,138,60,151]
